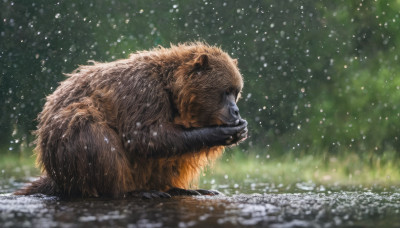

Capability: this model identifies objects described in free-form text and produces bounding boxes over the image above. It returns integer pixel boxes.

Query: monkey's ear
[194,54,209,70]
[233,58,238,66]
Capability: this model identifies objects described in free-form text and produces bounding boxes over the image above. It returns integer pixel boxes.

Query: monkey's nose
[230,105,240,119]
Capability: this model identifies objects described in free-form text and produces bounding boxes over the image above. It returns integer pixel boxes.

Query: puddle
[1,190,399,227]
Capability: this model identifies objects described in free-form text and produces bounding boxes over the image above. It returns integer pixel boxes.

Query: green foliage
[298,58,400,154]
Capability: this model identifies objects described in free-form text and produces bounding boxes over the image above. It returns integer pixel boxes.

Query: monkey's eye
[234,89,239,98]
[221,90,231,104]
[225,87,235,96]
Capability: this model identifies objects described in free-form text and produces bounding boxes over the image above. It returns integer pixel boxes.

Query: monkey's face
[214,87,242,126]
[173,53,244,128]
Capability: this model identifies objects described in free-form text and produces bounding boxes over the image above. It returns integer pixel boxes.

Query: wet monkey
[16,43,248,198]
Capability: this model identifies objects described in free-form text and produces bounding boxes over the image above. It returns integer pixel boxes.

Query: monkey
[15,42,248,199]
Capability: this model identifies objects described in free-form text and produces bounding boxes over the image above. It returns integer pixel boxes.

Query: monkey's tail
[14,176,59,196]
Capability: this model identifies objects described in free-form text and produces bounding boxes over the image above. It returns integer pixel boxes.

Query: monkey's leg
[69,121,134,197]
[74,121,135,197]
[40,107,134,197]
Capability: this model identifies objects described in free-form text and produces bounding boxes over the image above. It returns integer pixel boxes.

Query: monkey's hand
[184,119,248,147]
[224,119,248,145]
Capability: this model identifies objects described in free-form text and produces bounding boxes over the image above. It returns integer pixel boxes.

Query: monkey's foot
[131,190,171,199]
[196,189,223,196]
[167,188,222,196]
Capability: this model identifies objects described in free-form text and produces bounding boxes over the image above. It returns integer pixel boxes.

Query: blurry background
[1,0,399,189]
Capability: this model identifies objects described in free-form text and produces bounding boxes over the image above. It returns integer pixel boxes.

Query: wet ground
[1,185,400,227]
[1,165,400,227]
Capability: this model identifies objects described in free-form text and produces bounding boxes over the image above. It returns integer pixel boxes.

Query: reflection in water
[0,191,399,227]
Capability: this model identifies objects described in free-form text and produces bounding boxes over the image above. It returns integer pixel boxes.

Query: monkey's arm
[182,119,248,148]
[129,119,248,157]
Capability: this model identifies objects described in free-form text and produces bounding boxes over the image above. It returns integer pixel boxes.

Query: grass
[1,153,37,174]
[0,150,38,193]
[201,149,400,190]
[1,148,399,192]
[0,153,36,169]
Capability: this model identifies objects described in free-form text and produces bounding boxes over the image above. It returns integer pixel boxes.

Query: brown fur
[15,42,244,197]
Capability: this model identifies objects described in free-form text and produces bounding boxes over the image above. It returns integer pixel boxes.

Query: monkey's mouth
[232,119,240,126]
[218,116,241,126]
